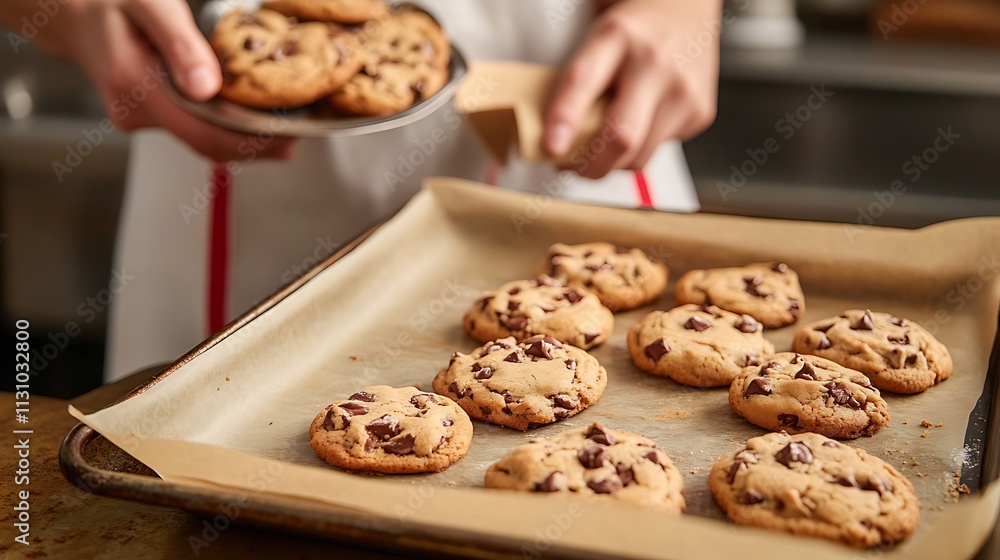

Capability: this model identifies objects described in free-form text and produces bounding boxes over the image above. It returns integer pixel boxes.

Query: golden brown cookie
[675,262,805,328]
[538,242,668,311]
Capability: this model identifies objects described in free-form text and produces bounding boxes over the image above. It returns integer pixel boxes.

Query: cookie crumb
[957,484,971,494]
[225,376,231,381]
[920,419,933,428]
[921,431,929,438]
[917,472,927,477]
[268,421,273,425]
[902,420,909,425]
[349,355,358,361]
[935,423,943,428]
[657,408,694,422]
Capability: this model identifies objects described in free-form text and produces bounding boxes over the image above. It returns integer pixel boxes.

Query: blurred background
[2,0,999,398]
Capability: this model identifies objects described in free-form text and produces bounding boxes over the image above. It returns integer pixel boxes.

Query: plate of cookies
[65,178,1000,559]
[167,0,467,137]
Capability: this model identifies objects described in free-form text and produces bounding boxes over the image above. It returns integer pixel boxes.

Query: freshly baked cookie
[791,309,953,394]
[328,9,450,116]
[463,276,614,350]
[674,262,805,328]
[309,385,472,474]
[710,432,919,548]
[485,422,685,513]
[627,304,775,387]
[729,353,889,439]
[432,336,606,430]
[212,9,363,109]
[261,0,389,24]
[538,242,668,311]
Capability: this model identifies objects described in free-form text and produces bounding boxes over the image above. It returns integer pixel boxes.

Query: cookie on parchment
[675,262,805,328]
[729,353,889,439]
[212,9,363,109]
[309,385,473,474]
[710,432,919,548]
[328,9,450,116]
[539,242,668,311]
[261,0,389,24]
[627,304,775,387]
[432,336,606,430]
[463,276,614,350]
[485,422,685,513]
[791,309,952,394]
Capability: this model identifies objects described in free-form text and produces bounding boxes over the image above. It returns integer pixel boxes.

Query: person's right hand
[35,0,295,161]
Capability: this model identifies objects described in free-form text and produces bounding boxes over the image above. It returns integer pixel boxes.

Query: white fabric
[104,0,699,381]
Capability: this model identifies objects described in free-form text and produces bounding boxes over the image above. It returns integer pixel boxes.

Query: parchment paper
[72,178,1000,559]
[455,62,606,164]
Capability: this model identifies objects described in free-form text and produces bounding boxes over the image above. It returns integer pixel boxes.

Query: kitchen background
[2,0,999,398]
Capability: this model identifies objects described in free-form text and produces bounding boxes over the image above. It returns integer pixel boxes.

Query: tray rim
[59,195,1000,559]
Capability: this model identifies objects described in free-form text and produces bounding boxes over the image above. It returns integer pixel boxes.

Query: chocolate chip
[410,81,427,101]
[505,316,529,331]
[269,40,298,61]
[442,417,453,427]
[509,287,521,295]
[584,333,599,344]
[759,362,780,376]
[888,334,909,345]
[504,351,521,363]
[552,394,577,410]
[771,262,789,273]
[617,465,634,486]
[744,354,761,367]
[479,296,493,311]
[727,456,757,484]
[790,354,803,364]
[775,441,813,467]
[744,276,769,298]
[905,353,919,366]
[825,382,862,409]
[367,415,400,440]
[564,359,577,370]
[817,335,832,350]
[853,310,876,331]
[585,423,616,445]
[745,377,773,397]
[587,478,622,494]
[577,446,609,469]
[447,382,469,399]
[482,340,510,355]
[863,475,894,495]
[644,338,670,361]
[501,390,516,404]
[554,408,571,419]
[734,315,760,333]
[794,362,817,381]
[741,490,765,505]
[534,472,563,492]
[502,407,513,415]
[508,300,520,312]
[475,366,495,380]
[823,441,838,448]
[890,317,906,327]
[525,339,555,359]
[243,36,263,51]
[322,409,337,431]
[788,300,801,318]
[480,406,491,416]
[382,434,415,455]
[644,450,664,468]
[364,437,376,452]
[778,414,800,429]
[564,290,583,304]
[836,473,860,488]
[349,391,375,402]
[340,402,369,416]
[815,324,834,333]
[684,315,712,332]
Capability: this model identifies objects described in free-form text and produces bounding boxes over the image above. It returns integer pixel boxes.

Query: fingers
[122,0,221,101]
[544,26,626,157]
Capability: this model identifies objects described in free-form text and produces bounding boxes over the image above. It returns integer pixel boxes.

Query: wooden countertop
[3,367,998,559]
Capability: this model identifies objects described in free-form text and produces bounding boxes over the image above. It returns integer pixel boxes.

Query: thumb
[122,0,221,101]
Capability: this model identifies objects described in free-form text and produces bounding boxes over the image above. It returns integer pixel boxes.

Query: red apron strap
[633,169,654,209]
[207,162,232,334]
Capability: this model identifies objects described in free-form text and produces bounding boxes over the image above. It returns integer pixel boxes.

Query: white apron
[104,0,699,381]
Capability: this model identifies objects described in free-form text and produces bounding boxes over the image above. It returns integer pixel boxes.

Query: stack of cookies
[211,0,450,115]
[306,242,954,550]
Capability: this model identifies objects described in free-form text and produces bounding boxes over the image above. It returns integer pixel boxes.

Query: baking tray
[166,3,468,137]
[61,180,1000,559]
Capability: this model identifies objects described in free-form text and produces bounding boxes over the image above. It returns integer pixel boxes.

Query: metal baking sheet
[62,179,1000,559]
[166,3,468,138]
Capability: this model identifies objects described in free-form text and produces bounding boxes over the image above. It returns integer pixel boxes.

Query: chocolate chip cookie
[309,385,473,474]
[674,262,805,328]
[212,9,363,109]
[627,304,775,387]
[791,309,953,394]
[729,353,889,439]
[261,0,389,24]
[463,276,614,350]
[432,336,606,430]
[485,422,685,513]
[538,242,668,311]
[328,9,450,116]
[710,432,919,548]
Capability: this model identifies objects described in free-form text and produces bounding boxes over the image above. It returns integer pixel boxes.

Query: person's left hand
[545,0,722,179]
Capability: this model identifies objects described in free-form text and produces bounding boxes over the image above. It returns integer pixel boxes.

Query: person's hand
[545,0,721,179]
[31,0,294,161]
